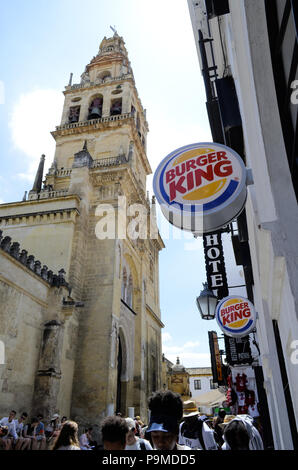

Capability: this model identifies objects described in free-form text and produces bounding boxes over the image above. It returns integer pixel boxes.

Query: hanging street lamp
[196,282,218,320]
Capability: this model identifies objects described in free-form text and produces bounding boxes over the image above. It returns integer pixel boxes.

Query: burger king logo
[215,295,257,337]
[153,142,247,233]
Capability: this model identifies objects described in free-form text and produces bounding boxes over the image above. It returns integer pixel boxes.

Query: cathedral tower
[0,33,164,426]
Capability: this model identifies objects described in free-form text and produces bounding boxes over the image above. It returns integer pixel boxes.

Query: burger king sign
[215,295,257,337]
[153,142,248,234]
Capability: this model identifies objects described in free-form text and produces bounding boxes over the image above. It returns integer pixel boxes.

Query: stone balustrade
[92,154,128,168]
[55,169,72,177]
[56,112,133,131]
[65,73,133,91]
[28,189,68,201]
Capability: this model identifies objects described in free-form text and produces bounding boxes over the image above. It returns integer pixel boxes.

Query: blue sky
[0,0,246,366]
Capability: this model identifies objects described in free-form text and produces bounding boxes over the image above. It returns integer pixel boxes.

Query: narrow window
[194,379,201,390]
[127,274,133,308]
[121,268,127,300]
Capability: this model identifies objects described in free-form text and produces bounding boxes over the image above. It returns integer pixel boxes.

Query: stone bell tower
[0,32,164,428]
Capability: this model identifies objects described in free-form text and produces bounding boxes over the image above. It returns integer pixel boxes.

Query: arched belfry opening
[88,95,103,120]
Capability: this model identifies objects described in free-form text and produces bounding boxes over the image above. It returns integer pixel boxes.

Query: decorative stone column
[32,320,64,418]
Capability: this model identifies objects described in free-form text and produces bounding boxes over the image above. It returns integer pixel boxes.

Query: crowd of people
[0,391,264,451]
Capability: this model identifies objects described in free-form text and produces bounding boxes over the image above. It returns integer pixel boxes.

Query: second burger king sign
[215,295,257,337]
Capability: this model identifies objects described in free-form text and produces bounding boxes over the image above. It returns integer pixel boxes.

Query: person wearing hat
[178,400,218,450]
[124,417,152,450]
[221,415,264,450]
[45,414,60,446]
[146,390,191,450]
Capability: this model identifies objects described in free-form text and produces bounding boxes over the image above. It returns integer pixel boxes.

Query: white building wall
[189,374,215,399]
[188,0,298,449]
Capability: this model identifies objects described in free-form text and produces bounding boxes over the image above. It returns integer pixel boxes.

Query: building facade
[0,33,164,429]
[187,367,216,400]
[188,0,298,449]
[166,357,191,401]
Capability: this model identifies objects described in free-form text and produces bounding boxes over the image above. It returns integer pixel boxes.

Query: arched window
[121,268,127,300]
[88,95,103,120]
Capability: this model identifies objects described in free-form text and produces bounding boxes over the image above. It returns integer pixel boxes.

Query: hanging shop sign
[215,295,257,338]
[224,335,253,365]
[208,331,224,385]
[153,142,247,234]
[203,231,229,300]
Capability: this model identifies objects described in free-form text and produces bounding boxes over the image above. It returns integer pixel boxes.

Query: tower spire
[32,154,45,192]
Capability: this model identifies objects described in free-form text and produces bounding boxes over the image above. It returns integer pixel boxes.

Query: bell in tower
[88,96,103,120]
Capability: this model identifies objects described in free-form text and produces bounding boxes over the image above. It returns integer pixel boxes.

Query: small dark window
[205,0,230,19]
[210,379,217,389]
[194,379,201,390]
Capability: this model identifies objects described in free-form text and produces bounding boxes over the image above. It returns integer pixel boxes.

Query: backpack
[181,420,206,450]
[139,439,146,450]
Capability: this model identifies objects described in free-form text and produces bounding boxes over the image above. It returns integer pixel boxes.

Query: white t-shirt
[0,417,18,439]
[178,420,218,450]
[125,438,152,450]
[14,419,24,436]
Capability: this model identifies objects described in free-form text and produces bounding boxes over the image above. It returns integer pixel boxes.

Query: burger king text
[165,151,232,201]
[220,302,251,326]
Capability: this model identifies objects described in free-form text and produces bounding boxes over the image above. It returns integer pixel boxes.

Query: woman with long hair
[51,420,80,450]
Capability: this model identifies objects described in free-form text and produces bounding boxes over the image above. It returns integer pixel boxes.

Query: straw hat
[182,400,199,418]
[219,414,236,430]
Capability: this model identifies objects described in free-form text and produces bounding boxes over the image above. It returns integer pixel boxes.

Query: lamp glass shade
[196,283,218,320]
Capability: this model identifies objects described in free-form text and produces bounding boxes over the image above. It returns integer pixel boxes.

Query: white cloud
[165,352,210,369]
[9,89,64,178]
[162,332,172,343]
[162,334,210,367]
[183,341,201,349]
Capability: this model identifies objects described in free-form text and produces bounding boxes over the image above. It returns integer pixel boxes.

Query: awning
[194,389,226,407]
